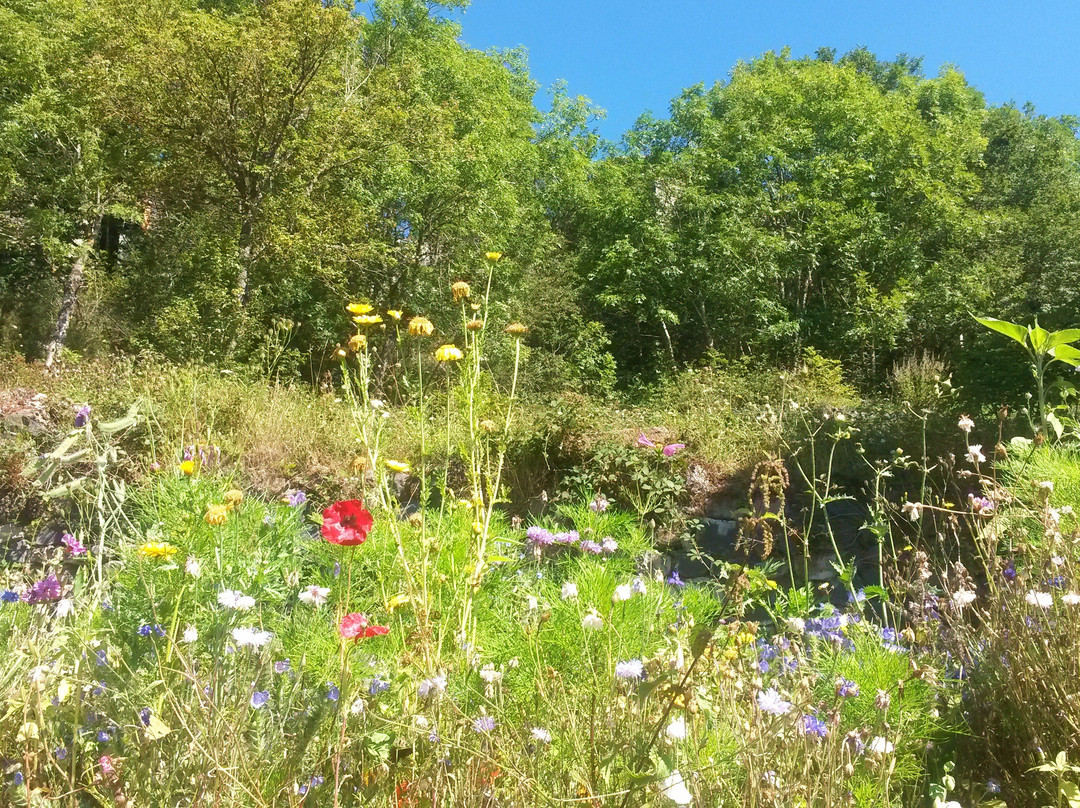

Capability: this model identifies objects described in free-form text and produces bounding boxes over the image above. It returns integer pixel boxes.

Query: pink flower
[662,443,685,457]
[340,612,389,641]
[637,433,656,449]
[321,500,374,546]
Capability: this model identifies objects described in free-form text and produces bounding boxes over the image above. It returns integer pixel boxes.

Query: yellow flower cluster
[138,541,179,560]
[435,344,463,362]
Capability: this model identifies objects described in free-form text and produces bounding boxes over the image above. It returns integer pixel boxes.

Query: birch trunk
[44,215,101,368]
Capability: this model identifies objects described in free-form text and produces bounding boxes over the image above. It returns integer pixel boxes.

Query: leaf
[1030,326,1051,353]
[976,316,1030,348]
[98,404,139,435]
[1051,344,1080,367]
[1049,329,1080,348]
[1062,780,1080,808]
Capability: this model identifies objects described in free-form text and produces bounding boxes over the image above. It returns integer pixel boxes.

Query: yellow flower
[465,318,484,331]
[386,309,403,320]
[505,322,528,336]
[408,316,434,337]
[470,303,481,312]
[347,302,373,315]
[334,347,347,358]
[138,541,179,560]
[348,333,367,352]
[386,593,411,612]
[180,460,196,476]
[485,251,503,262]
[385,459,411,474]
[223,489,244,510]
[204,504,229,526]
[352,314,383,327]
[434,344,463,362]
[451,281,471,303]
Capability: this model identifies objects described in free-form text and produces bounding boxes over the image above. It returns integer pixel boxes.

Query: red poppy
[321,499,374,546]
[340,612,389,641]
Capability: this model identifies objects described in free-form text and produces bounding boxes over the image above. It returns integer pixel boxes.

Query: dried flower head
[451,281,471,302]
[348,333,367,352]
[408,316,434,337]
[505,322,528,336]
[204,504,229,526]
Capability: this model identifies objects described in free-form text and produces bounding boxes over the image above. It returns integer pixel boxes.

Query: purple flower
[601,537,618,554]
[526,526,554,546]
[589,494,609,513]
[138,624,165,638]
[553,531,579,545]
[74,404,91,427]
[97,730,111,743]
[756,688,792,715]
[615,659,645,680]
[1003,562,1017,582]
[24,574,62,604]
[428,730,440,743]
[662,443,685,457]
[1,590,19,604]
[368,676,389,696]
[803,714,828,739]
[836,678,859,698]
[309,775,325,788]
[139,708,151,726]
[326,683,340,702]
[250,690,270,709]
[274,659,291,674]
[288,489,307,507]
[61,533,87,555]
[472,716,496,733]
[580,539,603,554]
[667,569,685,588]
[13,772,24,787]
[637,433,657,449]
[55,747,68,760]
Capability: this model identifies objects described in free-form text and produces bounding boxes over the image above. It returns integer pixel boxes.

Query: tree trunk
[44,216,102,368]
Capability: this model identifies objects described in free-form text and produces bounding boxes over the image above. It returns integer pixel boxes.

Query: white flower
[902,501,923,521]
[660,770,693,805]
[418,674,447,698]
[55,598,75,618]
[530,726,552,744]
[1063,593,1080,606]
[966,444,986,465]
[298,585,330,607]
[218,589,256,610]
[479,664,503,685]
[182,625,199,643]
[526,595,539,611]
[868,736,894,756]
[413,714,429,729]
[952,590,977,608]
[232,627,273,648]
[665,716,688,740]
[1052,555,1066,568]
[561,581,579,600]
[1026,591,1053,609]
[582,611,604,631]
[350,698,365,715]
[786,617,805,633]
[613,583,633,603]
[958,415,974,433]
[185,556,202,578]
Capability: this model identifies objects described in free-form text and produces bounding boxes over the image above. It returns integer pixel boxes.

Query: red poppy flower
[321,499,374,546]
[340,612,389,641]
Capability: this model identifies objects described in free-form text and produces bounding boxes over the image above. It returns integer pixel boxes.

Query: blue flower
[836,678,859,698]
[667,569,685,588]
[138,624,165,638]
[96,650,108,666]
[13,772,24,786]
[251,690,270,710]
[55,747,68,761]
[1,590,19,603]
[326,683,340,702]
[368,676,390,696]
[1003,562,1017,582]
[139,708,151,726]
[802,714,828,739]
[97,730,111,743]
[274,659,291,674]
[615,659,645,680]
[74,404,91,427]
[472,716,496,733]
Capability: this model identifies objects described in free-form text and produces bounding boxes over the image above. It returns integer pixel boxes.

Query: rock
[696,518,739,558]
[703,495,748,522]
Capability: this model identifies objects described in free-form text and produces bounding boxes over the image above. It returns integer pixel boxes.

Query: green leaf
[976,316,1030,348]
[1048,329,1080,348]
[1030,326,1051,353]
[1051,344,1080,367]
[1047,412,1065,440]
[1063,780,1080,808]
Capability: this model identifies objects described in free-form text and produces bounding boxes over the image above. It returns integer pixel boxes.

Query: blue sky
[452,0,1080,141]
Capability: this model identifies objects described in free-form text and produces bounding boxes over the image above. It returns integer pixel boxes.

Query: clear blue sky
[452,0,1080,140]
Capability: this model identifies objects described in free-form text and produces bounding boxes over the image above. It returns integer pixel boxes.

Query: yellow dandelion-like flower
[353,314,383,327]
[408,316,434,337]
[485,251,503,262]
[348,333,367,352]
[466,319,484,331]
[451,281,471,303]
[223,489,244,510]
[505,322,528,336]
[180,460,196,476]
[434,344,463,362]
[347,302,373,315]
[386,309,403,321]
[138,541,179,560]
[386,593,411,612]
[470,303,481,312]
[385,459,411,474]
[204,504,229,526]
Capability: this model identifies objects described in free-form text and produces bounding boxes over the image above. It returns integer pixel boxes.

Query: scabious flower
[615,659,645,680]
[185,556,202,578]
[526,526,554,546]
[298,585,330,608]
[589,494,609,513]
[1062,592,1080,605]
[601,537,618,554]
[580,539,603,554]
[232,627,273,648]
[418,674,447,699]
[340,612,389,641]
[24,574,62,604]
[138,541,179,560]
[182,625,198,643]
[953,590,977,608]
[836,678,859,698]
[802,714,828,739]
[582,611,603,631]
[451,281,471,302]
[531,726,552,744]
[660,770,693,806]
[204,504,229,526]
[472,715,495,733]
[321,500,374,546]
[74,404,91,427]
[218,589,256,610]
[61,533,87,555]
[408,316,434,337]
[756,688,792,715]
[1026,591,1053,609]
